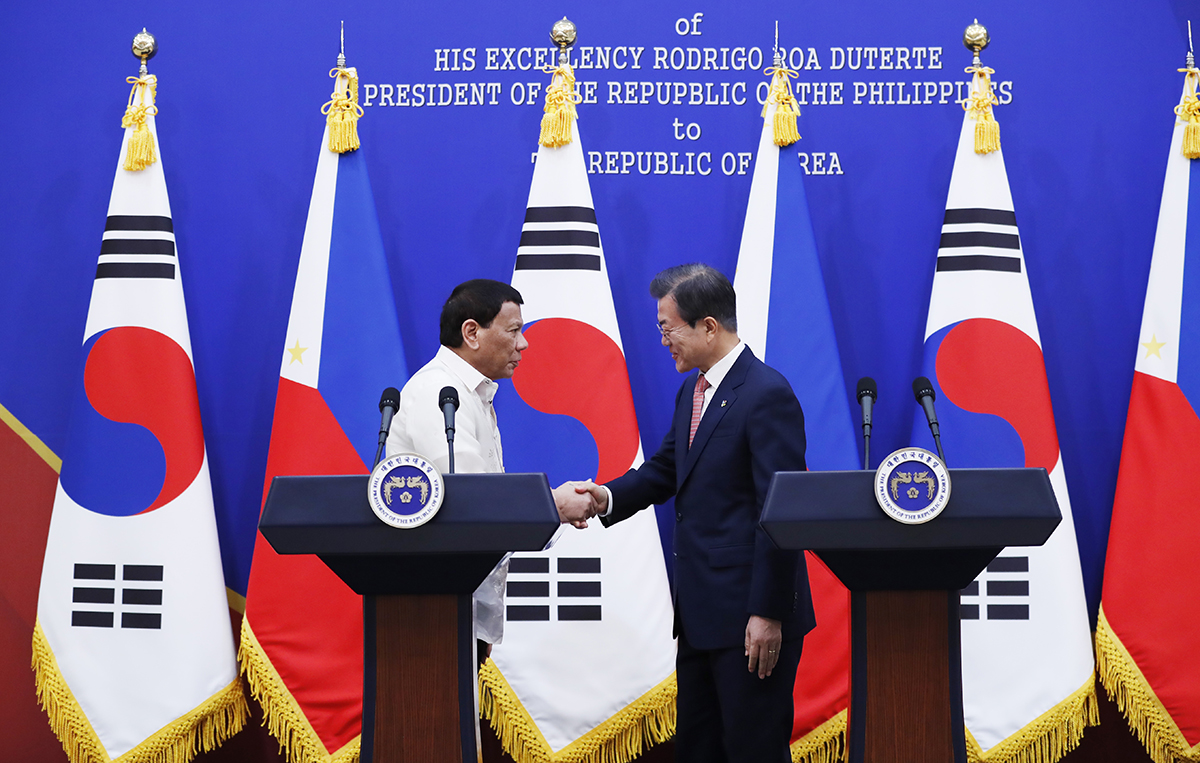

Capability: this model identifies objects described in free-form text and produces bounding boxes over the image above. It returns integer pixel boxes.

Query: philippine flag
[911,67,1096,761]
[32,71,247,763]
[239,66,408,763]
[732,75,854,763]
[482,113,677,762]
[1097,69,1200,763]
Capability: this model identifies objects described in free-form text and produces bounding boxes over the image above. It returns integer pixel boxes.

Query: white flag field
[32,72,246,763]
[483,117,677,763]
[911,67,1096,762]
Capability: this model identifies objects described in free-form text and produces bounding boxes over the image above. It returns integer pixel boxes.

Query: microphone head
[439,386,460,410]
[379,387,401,412]
[856,376,878,403]
[913,376,936,402]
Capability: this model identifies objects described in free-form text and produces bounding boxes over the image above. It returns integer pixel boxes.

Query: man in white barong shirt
[386,278,588,649]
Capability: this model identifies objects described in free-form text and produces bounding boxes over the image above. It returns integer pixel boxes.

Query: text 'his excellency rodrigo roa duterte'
[360,13,1013,178]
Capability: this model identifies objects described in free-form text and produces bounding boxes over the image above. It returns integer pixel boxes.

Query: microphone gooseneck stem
[931,426,946,464]
[863,430,871,470]
[446,433,455,474]
[373,442,386,469]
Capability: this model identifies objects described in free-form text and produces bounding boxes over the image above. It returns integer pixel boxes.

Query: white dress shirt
[696,341,746,418]
[387,345,504,474]
[386,345,508,643]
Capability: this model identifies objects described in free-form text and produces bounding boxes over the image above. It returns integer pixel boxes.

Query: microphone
[856,377,877,469]
[373,387,401,468]
[439,386,460,474]
[912,376,946,463]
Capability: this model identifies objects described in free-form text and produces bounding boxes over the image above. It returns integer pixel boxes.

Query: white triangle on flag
[488,120,676,755]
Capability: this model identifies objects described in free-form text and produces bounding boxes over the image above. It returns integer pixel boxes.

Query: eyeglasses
[656,322,690,339]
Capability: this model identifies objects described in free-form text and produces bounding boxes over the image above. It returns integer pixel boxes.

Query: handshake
[551,480,610,529]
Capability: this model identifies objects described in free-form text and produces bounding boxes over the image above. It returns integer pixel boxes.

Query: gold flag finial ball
[550,17,577,49]
[131,28,157,61]
[963,19,989,54]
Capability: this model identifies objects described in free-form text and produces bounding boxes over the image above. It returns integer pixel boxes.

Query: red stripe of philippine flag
[1097,69,1200,763]
[240,66,407,763]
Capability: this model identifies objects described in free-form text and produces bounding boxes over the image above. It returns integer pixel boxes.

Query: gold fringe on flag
[1095,607,1200,763]
[322,67,363,154]
[121,74,158,172]
[963,676,1099,763]
[789,710,846,763]
[762,64,802,147]
[479,659,676,763]
[33,619,249,763]
[964,64,1001,155]
[1174,69,1200,159]
[238,618,361,763]
[539,63,582,148]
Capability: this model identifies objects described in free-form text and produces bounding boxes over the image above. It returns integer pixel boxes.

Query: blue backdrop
[1,0,1187,624]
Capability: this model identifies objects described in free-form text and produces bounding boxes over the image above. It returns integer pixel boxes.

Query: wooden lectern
[259,473,561,763]
[759,468,1061,763]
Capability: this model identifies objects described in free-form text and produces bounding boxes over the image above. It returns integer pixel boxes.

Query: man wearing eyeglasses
[565,263,814,763]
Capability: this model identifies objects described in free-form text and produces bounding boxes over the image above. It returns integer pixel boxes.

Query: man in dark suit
[567,263,815,763]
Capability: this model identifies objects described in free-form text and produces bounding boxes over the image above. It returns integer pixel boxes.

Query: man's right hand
[553,481,598,529]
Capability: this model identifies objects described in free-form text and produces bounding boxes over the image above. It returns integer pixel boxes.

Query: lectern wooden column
[259,473,561,763]
[759,468,1060,763]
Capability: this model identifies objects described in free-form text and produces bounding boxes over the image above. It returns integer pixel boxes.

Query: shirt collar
[701,341,745,391]
[435,345,497,403]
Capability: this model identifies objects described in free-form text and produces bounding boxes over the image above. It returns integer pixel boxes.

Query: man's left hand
[745,615,783,679]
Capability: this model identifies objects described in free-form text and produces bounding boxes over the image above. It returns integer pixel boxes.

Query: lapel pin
[721,400,727,407]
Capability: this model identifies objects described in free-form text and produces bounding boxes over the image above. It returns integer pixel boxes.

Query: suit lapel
[677,349,754,489]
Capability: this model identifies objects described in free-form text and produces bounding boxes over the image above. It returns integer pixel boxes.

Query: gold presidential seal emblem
[874,447,951,525]
[367,453,444,528]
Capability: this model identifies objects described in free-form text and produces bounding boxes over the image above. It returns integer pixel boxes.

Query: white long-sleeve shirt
[386,345,508,643]
[387,345,504,474]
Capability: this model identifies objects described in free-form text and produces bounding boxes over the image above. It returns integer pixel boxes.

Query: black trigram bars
[936,208,1022,274]
[71,562,164,629]
[506,555,602,622]
[514,206,602,272]
[96,215,177,280]
[960,555,1029,621]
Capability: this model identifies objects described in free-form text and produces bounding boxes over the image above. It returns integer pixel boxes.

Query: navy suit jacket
[602,347,816,651]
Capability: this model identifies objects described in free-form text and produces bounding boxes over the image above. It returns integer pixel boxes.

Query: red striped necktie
[689,373,710,447]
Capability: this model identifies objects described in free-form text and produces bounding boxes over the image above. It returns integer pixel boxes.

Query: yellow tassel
[1183,122,1200,159]
[963,676,1098,763]
[322,67,363,154]
[975,118,1001,155]
[480,658,676,763]
[789,710,846,763]
[539,63,581,148]
[763,64,802,147]
[1174,71,1200,159]
[1095,607,1199,763]
[964,65,1001,154]
[33,618,250,763]
[121,75,158,171]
